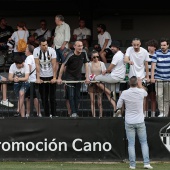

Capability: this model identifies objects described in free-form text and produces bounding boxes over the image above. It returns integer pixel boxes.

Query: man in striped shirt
[151,37,170,117]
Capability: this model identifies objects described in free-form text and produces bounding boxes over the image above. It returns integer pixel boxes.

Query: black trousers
[39,77,56,117]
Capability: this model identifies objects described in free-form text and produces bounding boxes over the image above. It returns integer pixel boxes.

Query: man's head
[109,40,120,53]
[97,24,106,33]
[0,17,7,27]
[160,37,169,53]
[132,38,141,52]
[13,54,24,69]
[79,17,86,28]
[74,41,83,54]
[129,76,138,87]
[25,44,35,56]
[39,37,48,52]
[55,15,64,26]
[40,19,47,30]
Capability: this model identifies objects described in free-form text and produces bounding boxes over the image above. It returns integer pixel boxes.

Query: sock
[151,112,155,117]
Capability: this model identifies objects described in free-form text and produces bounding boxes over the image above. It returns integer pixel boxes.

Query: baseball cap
[109,40,120,48]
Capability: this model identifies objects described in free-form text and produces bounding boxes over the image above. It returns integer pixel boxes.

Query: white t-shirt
[117,87,147,124]
[34,28,51,40]
[98,31,112,49]
[9,63,30,79]
[33,46,56,77]
[25,55,36,82]
[11,30,29,52]
[111,51,126,79]
[73,27,91,40]
[125,47,150,79]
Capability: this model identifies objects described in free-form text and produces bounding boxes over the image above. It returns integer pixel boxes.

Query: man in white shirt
[95,40,126,115]
[34,37,57,117]
[71,17,91,50]
[94,24,112,63]
[34,19,51,44]
[117,76,153,169]
[25,44,42,117]
[53,15,71,75]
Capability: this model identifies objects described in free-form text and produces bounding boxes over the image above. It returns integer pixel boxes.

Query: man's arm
[57,63,65,84]
[151,62,156,83]
[124,55,134,65]
[84,62,90,84]
[34,58,42,83]
[51,58,57,83]
[144,61,149,80]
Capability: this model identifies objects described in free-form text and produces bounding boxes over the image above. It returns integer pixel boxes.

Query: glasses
[92,56,99,59]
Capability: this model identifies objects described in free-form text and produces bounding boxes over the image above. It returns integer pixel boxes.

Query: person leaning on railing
[57,40,90,118]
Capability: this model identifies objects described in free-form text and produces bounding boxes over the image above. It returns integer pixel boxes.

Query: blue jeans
[14,82,30,98]
[55,47,66,63]
[125,122,150,167]
[66,83,81,114]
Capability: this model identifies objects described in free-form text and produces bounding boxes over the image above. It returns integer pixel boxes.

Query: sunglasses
[92,56,99,59]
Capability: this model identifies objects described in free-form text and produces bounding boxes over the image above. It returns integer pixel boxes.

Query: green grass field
[0,162,170,170]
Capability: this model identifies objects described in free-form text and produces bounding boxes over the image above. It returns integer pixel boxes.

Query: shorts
[25,84,37,99]
[104,48,113,57]
[147,83,156,94]
[87,83,103,94]
[14,82,30,98]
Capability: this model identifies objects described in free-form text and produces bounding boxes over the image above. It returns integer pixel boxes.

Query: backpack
[17,31,27,52]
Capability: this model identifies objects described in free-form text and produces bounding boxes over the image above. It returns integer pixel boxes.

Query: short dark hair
[145,39,159,49]
[39,37,47,44]
[129,76,137,87]
[27,44,35,54]
[13,54,24,64]
[160,37,169,45]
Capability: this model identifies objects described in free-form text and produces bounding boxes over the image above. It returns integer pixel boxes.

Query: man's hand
[129,61,134,65]
[50,78,57,84]
[85,78,90,85]
[57,78,63,85]
[36,78,43,84]
[150,79,156,83]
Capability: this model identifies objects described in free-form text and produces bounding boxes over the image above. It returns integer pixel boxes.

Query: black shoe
[14,112,20,117]
[113,109,121,117]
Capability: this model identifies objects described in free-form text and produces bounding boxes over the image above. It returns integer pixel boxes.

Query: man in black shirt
[57,40,90,117]
[0,18,14,51]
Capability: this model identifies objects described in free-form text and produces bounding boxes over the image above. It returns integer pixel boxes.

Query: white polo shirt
[117,87,147,124]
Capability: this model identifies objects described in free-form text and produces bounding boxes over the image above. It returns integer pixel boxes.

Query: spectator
[25,44,42,117]
[117,76,153,169]
[70,17,91,51]
[0,17,14,52]
[34,19,51,45]
[144,39,159,117]
[151,37,170,117]
[8,21,29,60]
[57,40,90,118]
[0,17,14,64]
[8,54,30,117]
[33,37,57,117]
[124,38,150,117]
[87,50,106,117]
[94,24,112,63]
[53,15,71,76]
[94,40,126,116]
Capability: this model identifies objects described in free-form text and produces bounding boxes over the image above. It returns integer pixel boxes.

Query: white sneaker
[0,99,14,107]
[38,113,42,117]
[158,113,164,117]
[113,108,121,117]
[129,166,136,169]
[26,113,30,117]
[71,113,79,118]
[144,164,153,169]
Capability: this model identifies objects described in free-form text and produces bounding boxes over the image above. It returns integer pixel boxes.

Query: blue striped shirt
[152,49,170,80]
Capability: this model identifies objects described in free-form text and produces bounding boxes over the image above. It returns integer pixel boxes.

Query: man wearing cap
[94,24,112,63]
[94,40,126,116]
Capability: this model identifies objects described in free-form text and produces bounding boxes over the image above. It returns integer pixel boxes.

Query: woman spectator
[88,50,106,117]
